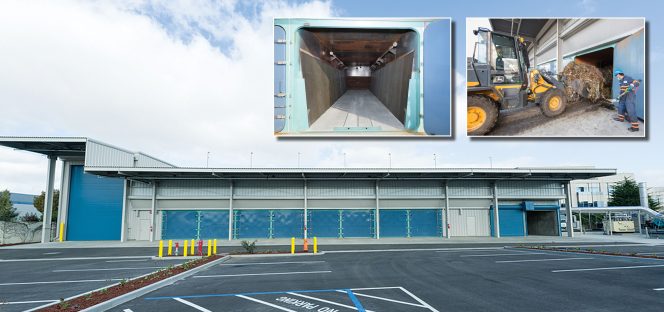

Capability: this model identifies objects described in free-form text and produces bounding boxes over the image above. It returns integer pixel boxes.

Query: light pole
[250,152,253,168]
[206,151,210,168]
[433,153,437,168]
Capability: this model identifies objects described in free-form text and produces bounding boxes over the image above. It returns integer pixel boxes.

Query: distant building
[649,187,664,209]
[570,173,636,208]
[9,193,40,217]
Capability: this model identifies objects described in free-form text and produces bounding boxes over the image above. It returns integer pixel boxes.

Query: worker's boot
[613,114,625,122]
[628,122,639,132]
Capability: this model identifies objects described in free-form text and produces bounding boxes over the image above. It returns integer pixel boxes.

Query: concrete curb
[150,255,203,260]
[79,255,230,312]
[229,252,324,258]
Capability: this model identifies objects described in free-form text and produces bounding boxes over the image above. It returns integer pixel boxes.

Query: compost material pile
[562,62,611,102]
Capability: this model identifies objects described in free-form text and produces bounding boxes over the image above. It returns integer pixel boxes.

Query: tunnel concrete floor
[309,89,405,132]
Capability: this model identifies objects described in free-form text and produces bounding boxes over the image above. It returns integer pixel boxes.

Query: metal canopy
[0,136,87,158]
[489,18,549,41]
[87,167,616,181]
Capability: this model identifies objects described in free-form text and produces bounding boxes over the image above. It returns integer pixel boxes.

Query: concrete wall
[370,51,414,124]
[0,221,43,244]
[300,51,346,125]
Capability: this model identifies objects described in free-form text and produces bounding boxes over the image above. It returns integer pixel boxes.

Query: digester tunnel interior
[298,28,418,131]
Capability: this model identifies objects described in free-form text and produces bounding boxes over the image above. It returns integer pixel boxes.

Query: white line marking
[43,252,61,255]
[460,252,546,257]
[496,257,594,263]
[637,252,664,255]
[349,286,402,291]
[0,256,152,262]
[221,261,325,266]
[0,279,122,286]
[544,244,654,248]
[236,295,296,312]
[106,259,149,263]
[174,297,212,312]
[553,264,664,273]
[194,270,332,278]
[654,288,664,291]
[53,266,163,272]
[399,287,439,312]
[336,290,425,308]
[325,247,504,253]
[0,300,58,305]
[435,248,506,253]
[123,309,134,312]
[288,292,373,312]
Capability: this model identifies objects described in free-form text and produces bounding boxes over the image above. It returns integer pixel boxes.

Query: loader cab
[469,28,528,87]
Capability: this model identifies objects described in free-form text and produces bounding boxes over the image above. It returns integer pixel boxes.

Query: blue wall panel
[199,210,229,240]
[614,29,645,119]
[497,205,525,237]
[410,209,442,237]
[234,210,271,239]
[308,210,341,238]
[67,165,124,240]
[162,210,198,240]
[423,19,451,135]
[342,210,374,238]
[380,210,408,237]
[273,210,304,238]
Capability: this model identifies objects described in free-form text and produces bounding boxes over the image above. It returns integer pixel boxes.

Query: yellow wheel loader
[467,28,567,135]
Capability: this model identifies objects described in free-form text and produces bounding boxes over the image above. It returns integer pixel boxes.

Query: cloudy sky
[0,0,661,194]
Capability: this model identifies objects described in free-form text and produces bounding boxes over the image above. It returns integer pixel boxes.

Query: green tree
[34,190,59,222]
[608,178,640,206]
[0,189,18,221]
[650,195,663,212]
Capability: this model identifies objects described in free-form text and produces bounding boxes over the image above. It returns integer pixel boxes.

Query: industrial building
[489,18,645,119]
[273,18,451,136]
[0,137,617,242]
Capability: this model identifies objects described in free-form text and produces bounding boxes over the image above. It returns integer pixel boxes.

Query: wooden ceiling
[309,29,409,66]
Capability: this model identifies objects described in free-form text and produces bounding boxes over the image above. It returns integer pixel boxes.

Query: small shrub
[19,213,41,222]
[58,298,69,309]
[241,240,257,254]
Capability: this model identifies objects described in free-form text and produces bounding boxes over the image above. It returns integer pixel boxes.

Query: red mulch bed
[39,255,221,311]
[517,246,664,260]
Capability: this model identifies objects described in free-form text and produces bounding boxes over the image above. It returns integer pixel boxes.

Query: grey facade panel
[234,180,304,198]
[129,180,152,197]
[560,19,644,56]
[449,198,492,208]
[380,199,444,208]
[85,140,173,168]
[497,181,564,198]
[448,180,492,197]
[129,199,151,209]
[157,199,229,209]
[308,199,376,209]
[448,208,491,236]
[157,180,230,197]
[308,180,375,197]
[378,180,443,197]
[233,199,304,209]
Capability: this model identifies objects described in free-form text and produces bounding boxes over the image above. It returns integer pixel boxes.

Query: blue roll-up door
[342,210,375,238]
[308,210,341,238]
[423,19,451,135]
[162,210,198,240]
[410,209,442,237]
[273,210,304,238]
[496,205,525,237]
[67,165,123,240]
[614,29,645,119]
[199,210,229,240]
[379,210,408,237]
[234,210,271,239]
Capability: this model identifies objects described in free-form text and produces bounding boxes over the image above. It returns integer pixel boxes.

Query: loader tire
[467,95,498,135]
[540,88,567,117]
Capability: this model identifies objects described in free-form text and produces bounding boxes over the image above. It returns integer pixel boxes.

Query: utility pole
[433,153,437,168]
[206,152,210,168]
[250,152,253,168]
[388,153,392,169]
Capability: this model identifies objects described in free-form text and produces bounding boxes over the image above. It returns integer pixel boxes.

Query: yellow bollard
[158,240,163,258]
[59,222,64,242]
[314,237,318,254]
[168,240,173,256]
[207,240,212,257]
[213,239,217,255]
[184,240,188,257]
[291,237,295,254]
[190,239,195,255]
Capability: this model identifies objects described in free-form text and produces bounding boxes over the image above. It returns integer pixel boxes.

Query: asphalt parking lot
[0,247,186,312]
[114,243,664,312]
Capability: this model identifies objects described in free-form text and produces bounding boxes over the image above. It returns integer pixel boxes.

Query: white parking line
[0,256,152,262]
[496,257,593,263]
[123,309,134,312]
[53,266,163,272]
[288,292,373,312]
[325,247,505,254]
[236,295,296,312]
[399,287,440,312]
[43,252,61,255]
[174,297,212,312]
[0,279,122,286]
[336,290,425,308]
[654,288,664,291]
[221,261,325,266]
[194,270,332,278]
[553,264,664,273]
[435,248,505,253]
[106,259,149,263]
[0,299,58,305]
[460,252,545,257]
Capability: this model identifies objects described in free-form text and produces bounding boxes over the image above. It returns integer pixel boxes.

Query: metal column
[303,180,308,239]
[565,182,574,237]
[120,179,129,242]
[444,181,450,238]
[56,160,71,242]
[41,155,57,243]
[375,181,380,239]
[228,181,233,240]
[492,182,500,238]
[638,182,648,234]
[150,181,157,242]
[556,19,563,75]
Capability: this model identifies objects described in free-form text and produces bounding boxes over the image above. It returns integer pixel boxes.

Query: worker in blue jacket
[612,69,641,132]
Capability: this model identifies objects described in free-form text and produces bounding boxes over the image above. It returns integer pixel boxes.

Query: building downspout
[41,155,57,243]
[303,179,308,240]
[565,182,574,238]
[492,181,500,238]
[120,179,129,242]
[375,181,380,239]
[228,181,233,241]
[444,181,450,238]
[150,180,157,242]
